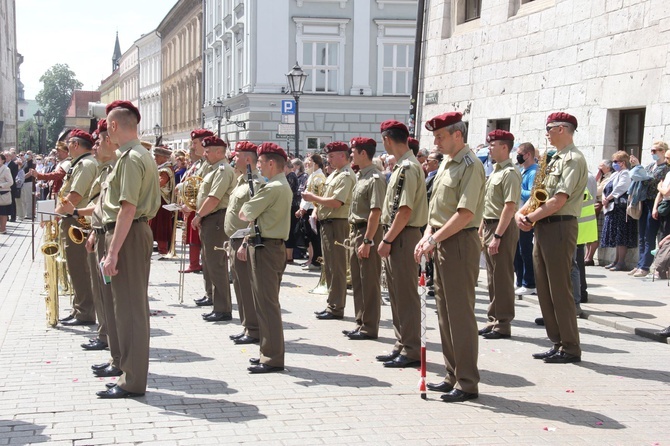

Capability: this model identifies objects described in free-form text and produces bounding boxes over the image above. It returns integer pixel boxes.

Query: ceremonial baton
[419,255,427,400]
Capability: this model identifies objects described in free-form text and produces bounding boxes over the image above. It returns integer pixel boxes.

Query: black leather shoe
[478,326,492,335]
[314,309,328,315]
[93,365,123,377]
[316,312,343,320]
[375,350,400,362]
[203,312,232,322]
[426,381,454,393]
[656,326,670,338]
[532,347,559,360]
[59,314,75,323]
[543,351,581,363]
[96,385,144,399]
[347,331,377,340]
[342,328,360,336]
[249,358,260,365]
[383,354,420,368]
[201,311,214,318]
[194,296,209,304]
[195,297,213,307]
[61,318,96,326]
[482,331,511,340]
[441,389,478,403]
[230,331,245,340]
[248,364,284,374]
[233,335,259,345]
[81,339,108,350]
[91,362,110,371]
[534,317,545,326]
[105,382,116,389]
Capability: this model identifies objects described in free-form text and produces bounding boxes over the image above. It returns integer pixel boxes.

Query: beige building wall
[0,0,18,149]
[99,70,120,105]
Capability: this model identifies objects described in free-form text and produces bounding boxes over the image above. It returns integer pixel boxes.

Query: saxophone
[68,216,92,244]
[523,147,550,215]
[41,221,60,327]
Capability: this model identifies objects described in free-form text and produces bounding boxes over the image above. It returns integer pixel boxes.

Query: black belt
[536,215,576,225]
[350,221,367,230]
[382,225,421,232]
[321,218,346,224]
[102,216,148,233]
[94,228,105,235]
[483,219,499,224]
[202,208,226,219]
[249,237,283,246]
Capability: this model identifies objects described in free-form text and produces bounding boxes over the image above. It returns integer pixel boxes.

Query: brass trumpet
[334,239,356,252]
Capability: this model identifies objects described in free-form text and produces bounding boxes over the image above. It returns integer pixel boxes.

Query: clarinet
[389,165,408,224]
[247,164,264,247]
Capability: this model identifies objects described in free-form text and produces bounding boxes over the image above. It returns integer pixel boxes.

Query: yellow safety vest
[577,188,598,245]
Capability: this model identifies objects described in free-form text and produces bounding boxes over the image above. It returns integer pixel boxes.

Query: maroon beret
[425,112,462,131]
[201,136,227,148]
[105,100,141,123]
[257,142,287,161]
[324,141,349,153]
[91,130,99,142]
[547,112,578,129]
[69,129,95,146]
[235,141,258,153]
[350,137,376,151]
[96,119,107,134]
[407,137,420,150]
[486,129,515,143]
[380,120,409,134]
[191,129,214,140]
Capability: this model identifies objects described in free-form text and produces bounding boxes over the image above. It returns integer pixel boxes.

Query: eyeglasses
[612,160,620,164]
[546,125,564,132]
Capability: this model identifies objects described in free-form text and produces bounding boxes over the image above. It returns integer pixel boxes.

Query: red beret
[91,130,99,142]
[350,137,376,150]
[69,129,95,146]
[191,129,214,140]
[425,112,462,131]
[486,129,515,143]
[547,112,578,129]
[380,120,409,134]
[407,137,419,150]
[96,119,107,134]
[257,142,287,161]
[153,145,172,157]
[105,100,141,123]
[201,136,227,148]
[235,141,258,153]
[324,141,349,153]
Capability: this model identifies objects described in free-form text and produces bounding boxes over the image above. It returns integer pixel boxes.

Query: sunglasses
[545,125,564,132]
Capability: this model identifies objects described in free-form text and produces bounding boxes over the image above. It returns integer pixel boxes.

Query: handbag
[658,200,670,218]
[626,196,642,220]
[0,191,11,206]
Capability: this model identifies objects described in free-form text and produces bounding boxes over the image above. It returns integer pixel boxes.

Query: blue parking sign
[281,99,296,115]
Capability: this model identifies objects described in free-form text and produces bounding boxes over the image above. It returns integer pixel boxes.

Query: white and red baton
[419,255,427,400]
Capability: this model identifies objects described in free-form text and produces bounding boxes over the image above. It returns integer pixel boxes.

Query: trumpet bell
[533,188,548,203]
[68,226,87,244]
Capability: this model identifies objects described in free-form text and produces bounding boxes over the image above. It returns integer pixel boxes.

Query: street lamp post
[285,62,307,158]
[153,124,162,146]
[27,123,34,152]
[34,110,44,154]
[224,106,246,129]
[213,99,224,137]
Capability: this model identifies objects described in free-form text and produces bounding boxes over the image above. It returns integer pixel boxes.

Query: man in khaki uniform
[226,141,266,344]
[515,112,587,364]
[343,137,387,340]
[302,141,356,320]
[193,136,236,322]
[376,120,428,368]
[479,130,521,339]
[55,129,99,326]
[96,100,160,398]
[239,142,292,373]
[415,112,485,403]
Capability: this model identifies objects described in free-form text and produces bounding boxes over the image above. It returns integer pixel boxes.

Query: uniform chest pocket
[233,188,248,200]
[544,170,562,189]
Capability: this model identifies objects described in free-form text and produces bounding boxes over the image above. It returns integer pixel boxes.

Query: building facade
[118,44,139,107]
[159,0,203,151]
[137,31,162,142]
[421,0,670,168]
[0,0,17,149]
[64,90,101,131]
[202,0,418,156]
[99,69,120,105]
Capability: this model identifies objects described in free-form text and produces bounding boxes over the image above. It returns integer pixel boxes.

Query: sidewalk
[0,221,668,445]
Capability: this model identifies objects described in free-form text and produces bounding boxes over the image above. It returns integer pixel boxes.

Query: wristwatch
[427,236,437,246]
[524,215,533,225]
[363,238,374,246]
[73,209,79,218]
[493,233,503,240]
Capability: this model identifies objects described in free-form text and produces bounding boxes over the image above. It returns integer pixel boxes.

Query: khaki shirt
[196,159,236,212]
[316,164,356,220]
[63,153,98,209]
[90,160,115,229]
[544,143,588,217]
[195,158,212,178]
[225,169,266,237]
[241,173,292,240]
[483,158,521,219]
[381,150,428,227]
[102,139,160,224]
[349,164,387,224]
[428,145,485,229]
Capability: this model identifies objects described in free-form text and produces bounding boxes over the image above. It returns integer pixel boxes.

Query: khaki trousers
[533,218,581,357]
[87,243,108,341]
[230,238,259,338]
[320,219,349,317]
[60,216,96,321]
[200,210,232,314]
[249,239,286,367]
[383,227,421,360]
[433,228,480,394]
[349,225,383,336]
[105,221,152,394]
[483,221,519,335]
[94,233,120,368]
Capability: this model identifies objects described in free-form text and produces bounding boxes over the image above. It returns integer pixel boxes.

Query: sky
[16,0,178,100]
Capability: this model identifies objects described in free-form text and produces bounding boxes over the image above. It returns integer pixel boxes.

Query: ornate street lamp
[213,99,225,137]
[285,62,307,158]
[153,124,162,145]
[225,106,246,129]
[33,110,44,154]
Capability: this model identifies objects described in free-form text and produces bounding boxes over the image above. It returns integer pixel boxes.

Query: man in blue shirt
[514,142,537,296]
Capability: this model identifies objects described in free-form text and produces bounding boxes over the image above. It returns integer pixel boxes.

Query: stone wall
[0,0,17,149]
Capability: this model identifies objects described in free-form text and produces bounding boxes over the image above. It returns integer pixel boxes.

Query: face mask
[652,154,660,161]
[516,154,525,164]
[612,163,621,172]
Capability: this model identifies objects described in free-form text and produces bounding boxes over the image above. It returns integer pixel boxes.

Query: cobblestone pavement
[1,221,669,445]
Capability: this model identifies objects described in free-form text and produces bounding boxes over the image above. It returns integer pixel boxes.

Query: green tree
[35,64,82,149]
[18,119,36,152]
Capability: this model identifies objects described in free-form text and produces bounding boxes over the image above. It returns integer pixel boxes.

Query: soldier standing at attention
[515,112,587,364]
[96,101,160,399]
[415,112,485,403]
[478,130,521,340]
[376,120,428,368]
[239,143,292,374]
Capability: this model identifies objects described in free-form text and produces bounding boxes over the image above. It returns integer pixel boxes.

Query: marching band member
[150,145,176,257]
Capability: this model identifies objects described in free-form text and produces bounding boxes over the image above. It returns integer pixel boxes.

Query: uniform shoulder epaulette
[342,169,351,176]
[401,160,411,167]
[463,154,474,166]
[219,164,226,171]
[372,173,380,179]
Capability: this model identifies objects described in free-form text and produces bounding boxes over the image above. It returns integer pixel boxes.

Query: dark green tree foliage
[35,64,82,148]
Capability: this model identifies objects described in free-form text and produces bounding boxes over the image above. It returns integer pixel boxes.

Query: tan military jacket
[241,172,292,240]
[483,158,521,219]
[544,143,588,217]
[63,153,98,209]
[381,150,428,227]
[317,164,355,220]
[196,159,235,212]
[349,164,387,224]
[225,168,266,237]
